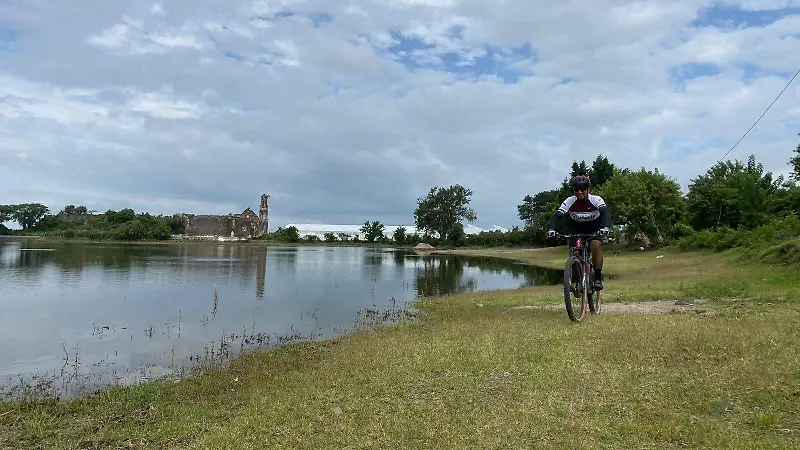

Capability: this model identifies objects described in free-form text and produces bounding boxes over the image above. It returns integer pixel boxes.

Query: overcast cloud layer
[1,0,799,229]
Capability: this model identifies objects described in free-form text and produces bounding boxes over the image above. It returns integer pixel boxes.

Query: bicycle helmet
[571,175,591,189]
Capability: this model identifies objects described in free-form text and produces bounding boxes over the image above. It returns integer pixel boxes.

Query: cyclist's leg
[590,238,604,289]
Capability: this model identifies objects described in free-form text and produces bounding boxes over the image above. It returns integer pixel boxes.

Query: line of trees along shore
[3,136,799,259]
[0,205,184,241]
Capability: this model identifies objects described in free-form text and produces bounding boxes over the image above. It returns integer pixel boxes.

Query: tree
[517,190,559,228]
[790,133,800,181]
[11,203,50,230]
[414,185,477,242]
[445,222,466,246]
[0,205,17,224]
[393,226,407,245]
[324,232,337,243]
[360,220,385,243]
[686,155,781,230]
[571,161,589,178]
[598,168,684,245]
[275,226,300,242]
[588,154,617,189]
[62,205,77,215]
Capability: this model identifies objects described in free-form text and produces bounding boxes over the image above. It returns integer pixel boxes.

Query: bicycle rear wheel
[563,255,587,322]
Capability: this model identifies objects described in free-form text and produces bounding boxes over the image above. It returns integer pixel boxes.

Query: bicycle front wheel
[588,271,602,314]
[563,255,587,322]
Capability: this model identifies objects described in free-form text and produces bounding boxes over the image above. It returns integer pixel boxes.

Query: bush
[680,215,800,258]
[114,221,146,240]
[760,237,800,265]
[274,226,300,243]
[150,223,173,240]
[670,222,694,239]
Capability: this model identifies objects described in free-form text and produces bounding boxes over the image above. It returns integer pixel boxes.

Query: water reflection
[0,238,562,399]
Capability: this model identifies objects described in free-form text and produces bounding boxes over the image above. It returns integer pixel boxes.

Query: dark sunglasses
[573,187,588,192]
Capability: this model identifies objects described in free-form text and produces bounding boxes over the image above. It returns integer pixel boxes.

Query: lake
[0,238,561,399]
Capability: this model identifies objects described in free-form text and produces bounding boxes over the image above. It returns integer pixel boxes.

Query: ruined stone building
[180,194,269,239]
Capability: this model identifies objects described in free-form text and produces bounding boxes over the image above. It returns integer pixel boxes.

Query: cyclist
[546,175,612,290]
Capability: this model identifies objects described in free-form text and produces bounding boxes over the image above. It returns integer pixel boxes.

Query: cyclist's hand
[546,229,557,239]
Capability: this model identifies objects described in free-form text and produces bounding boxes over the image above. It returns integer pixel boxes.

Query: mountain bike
[557,232,603,322]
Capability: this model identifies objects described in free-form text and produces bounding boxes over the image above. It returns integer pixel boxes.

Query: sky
[1,0,799,231]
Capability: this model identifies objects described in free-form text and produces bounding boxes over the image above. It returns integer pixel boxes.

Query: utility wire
[717,68,800,163]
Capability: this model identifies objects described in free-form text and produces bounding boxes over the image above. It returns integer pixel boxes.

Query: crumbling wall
[181,194,268,239]
[182,214,258,238]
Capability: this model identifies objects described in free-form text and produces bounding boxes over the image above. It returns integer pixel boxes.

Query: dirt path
[507,299,714,316]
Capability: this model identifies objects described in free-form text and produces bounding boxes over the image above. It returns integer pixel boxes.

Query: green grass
[1,247,799,449]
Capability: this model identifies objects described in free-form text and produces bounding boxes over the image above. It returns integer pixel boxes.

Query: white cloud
[126,90,207,119]
[0,0,798,228]
[87,19,205,55]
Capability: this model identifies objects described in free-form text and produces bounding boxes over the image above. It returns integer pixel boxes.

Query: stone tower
[257,194,269,237]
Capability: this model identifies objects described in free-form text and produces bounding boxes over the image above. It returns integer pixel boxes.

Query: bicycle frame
[561,232,599,276]
[558,232,602,321]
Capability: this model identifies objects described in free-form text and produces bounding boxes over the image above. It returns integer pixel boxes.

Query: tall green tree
[392,226,407,245]
[414,185,477,242]
[686,155,781,230]
[571,161,589,178]
[588,154,617,189]
[360,221,386,243]
[598,168,684,245]
[11,203,50,230]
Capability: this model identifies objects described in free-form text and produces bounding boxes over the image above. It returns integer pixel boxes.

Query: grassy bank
[1,247,799,449]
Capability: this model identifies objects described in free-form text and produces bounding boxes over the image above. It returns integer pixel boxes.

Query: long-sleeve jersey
[549,194,611,233]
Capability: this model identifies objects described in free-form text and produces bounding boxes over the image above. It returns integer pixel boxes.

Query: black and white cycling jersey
[550,194,611,233]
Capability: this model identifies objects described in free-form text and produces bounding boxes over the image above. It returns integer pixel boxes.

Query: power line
[717,68,800,163]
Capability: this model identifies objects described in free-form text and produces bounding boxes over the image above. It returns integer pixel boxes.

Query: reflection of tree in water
[412,254,562,297]
[456,255,562,287]
[362,250,386,280]
[1,241,284,289]
[413,256,477,297]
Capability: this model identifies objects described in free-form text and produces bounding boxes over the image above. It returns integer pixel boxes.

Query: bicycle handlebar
[554,232,603,239]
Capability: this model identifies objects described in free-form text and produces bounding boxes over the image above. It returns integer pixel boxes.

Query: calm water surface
[0,238,560,398]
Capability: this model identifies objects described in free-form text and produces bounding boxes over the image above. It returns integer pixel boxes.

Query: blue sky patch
[0,28,21,52]
[308,13,332,27]
[382,33,535,83]
[671,62,721,80]
[692,5,800,28]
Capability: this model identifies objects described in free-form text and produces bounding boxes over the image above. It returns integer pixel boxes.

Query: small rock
[656,255,664,259]
[332,406,343,417]
[638,247,645,251]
